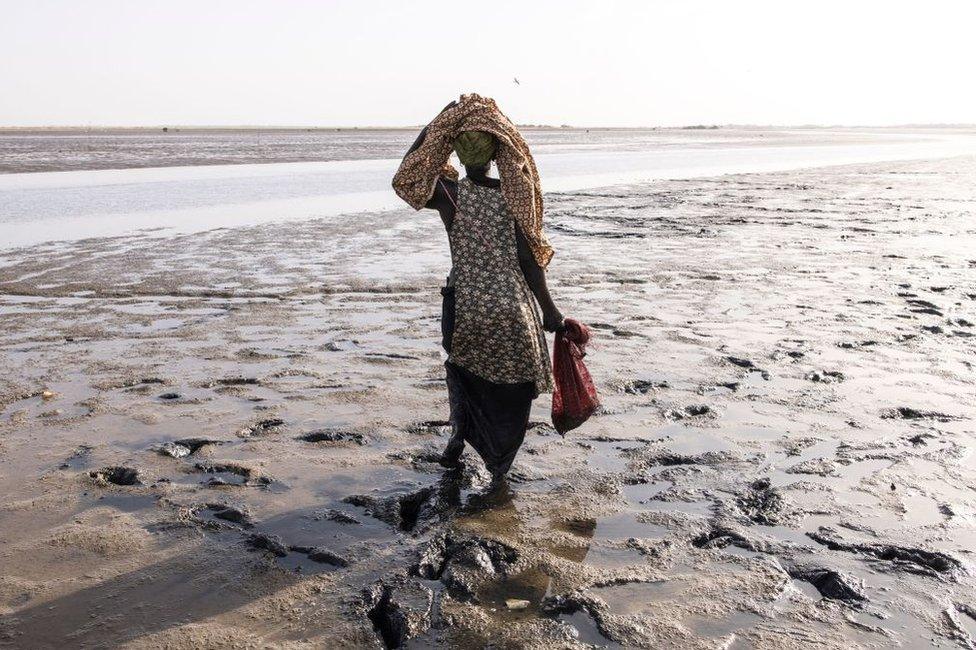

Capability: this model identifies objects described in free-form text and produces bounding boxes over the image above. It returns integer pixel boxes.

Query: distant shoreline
[2,124,975,135]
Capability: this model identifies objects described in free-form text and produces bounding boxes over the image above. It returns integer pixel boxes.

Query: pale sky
[2,0,974,127]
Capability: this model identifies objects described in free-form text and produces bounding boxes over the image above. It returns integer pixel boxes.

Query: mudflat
[1,156,974,648]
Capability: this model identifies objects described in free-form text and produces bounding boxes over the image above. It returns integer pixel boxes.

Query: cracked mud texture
[0,156,975,648]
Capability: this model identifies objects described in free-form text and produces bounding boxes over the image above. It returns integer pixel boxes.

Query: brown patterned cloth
[447,178,552,396]
[391,93,554,268]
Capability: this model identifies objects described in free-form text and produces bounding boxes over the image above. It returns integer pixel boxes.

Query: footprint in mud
[288,545,351,567]
[58,444,94,470]
[625,448,741,483]
[365,352,421,361]
[407,420,452,436]
[807,526,967,579]
[246,531,353,568]
[194,502,253,527]
[297,428,369,445]
[725,356,770,379]
[152,437,224,458]
[207,376,261,387]
[700,381,740,395]
[804,370,845,383]
[837,340,878,350]
[786,565,867,605]
[411,530,520,601]
[307,508,361,525]
[237,417,285,437]
[153,387,212,404]
[881,407,963,422]
[119,377,167,394]
[692,525,760,552]
[322,339,360,352]
[541,592,620,647]
[904,297,943,316]
[193,461,274,488]
[661,404,715,420]
[188,498,374,575]
[363,576,434,649]
[732,478,793,526]
[247,532,288,557]
[344,465,493,533]
[89,465,141,486]
[621,378,670,395]
[344,486,441,533]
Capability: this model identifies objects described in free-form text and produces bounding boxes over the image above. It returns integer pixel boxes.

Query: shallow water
[2,128,975,249]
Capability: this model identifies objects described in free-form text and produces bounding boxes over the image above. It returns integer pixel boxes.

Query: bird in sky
[513,77,520,86]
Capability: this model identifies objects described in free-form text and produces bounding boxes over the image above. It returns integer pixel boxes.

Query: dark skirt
[441,282,535,475]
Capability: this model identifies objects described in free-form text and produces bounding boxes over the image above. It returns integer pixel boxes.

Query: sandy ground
[0,156,974,649]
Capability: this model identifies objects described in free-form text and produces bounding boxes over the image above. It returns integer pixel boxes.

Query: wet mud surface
[0,156,975,648]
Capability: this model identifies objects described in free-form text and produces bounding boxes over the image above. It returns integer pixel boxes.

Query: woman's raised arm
[399,101,458,217]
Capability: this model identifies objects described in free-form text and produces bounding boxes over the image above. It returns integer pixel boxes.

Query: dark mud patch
[208,376,261,387]
[344,467,489,533]
[808,526,968,579]
[345,486,439,533]
[365,352,421,361]
[118,377,167,393]
[725,356,769,379]
[193,461,273,488]
[837,339,878,350]
[247,532,289,557]
[804,370,845,383]
[289,545,351,567]
[153,437,224,458]
[406,420,452,435]
[692,526,757,551]
[412,531,520,601]
[690,524,800,555]
[89,465,141,486]
[787,565,867,604]
[881,407,963,422]
[541,591,620,646]
[621,378,670,394]
[237,417,285,437]
[307,507,361,525]
[363,576,433,649]
[195,502,253,527]
[297,428,369,445]
[662,404,715,420]
[733,478,791,526]
[625,449,740,481]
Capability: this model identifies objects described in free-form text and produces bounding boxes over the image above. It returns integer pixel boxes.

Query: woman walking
[392,94,564,482]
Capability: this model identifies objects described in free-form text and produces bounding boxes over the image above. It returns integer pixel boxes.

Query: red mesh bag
[551,318,600,434]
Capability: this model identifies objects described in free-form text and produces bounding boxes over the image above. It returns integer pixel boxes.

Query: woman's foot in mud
[488,469,508,489]
[438,431,465,468]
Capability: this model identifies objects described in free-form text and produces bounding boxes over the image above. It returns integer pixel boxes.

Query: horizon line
[2,123,976,132]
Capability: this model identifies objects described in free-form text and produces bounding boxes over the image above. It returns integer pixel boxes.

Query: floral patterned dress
[446,177,552,396]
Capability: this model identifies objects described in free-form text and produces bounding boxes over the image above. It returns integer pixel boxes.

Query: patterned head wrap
[454,131,497,167]
[392,94,554,268]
